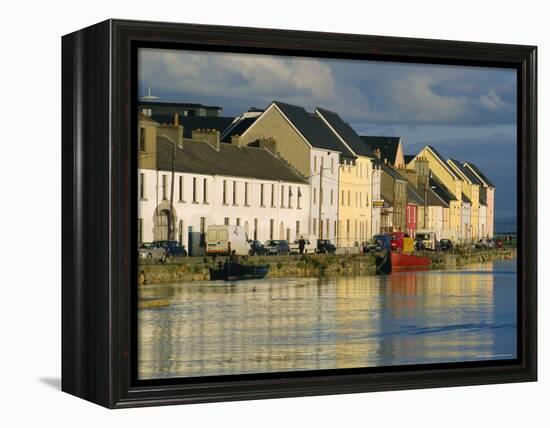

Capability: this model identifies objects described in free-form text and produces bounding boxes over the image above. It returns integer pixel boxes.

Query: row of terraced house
[137,99,494,255]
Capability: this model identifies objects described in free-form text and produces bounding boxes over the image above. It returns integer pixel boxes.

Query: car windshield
[416,233,431,240]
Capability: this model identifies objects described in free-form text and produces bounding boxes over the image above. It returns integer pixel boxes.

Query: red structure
[406,203,418,237]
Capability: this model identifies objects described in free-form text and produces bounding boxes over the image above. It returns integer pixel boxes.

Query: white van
[206,225,250,256]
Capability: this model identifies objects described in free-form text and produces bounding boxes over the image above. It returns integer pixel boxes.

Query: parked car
[316,239,336,254]
[248,240,267,256]
[493,238,503,248]
[263,240,291,255]
[154,240,187,257]
[415,229,437,250]
[289,238,316,254]
[475,238,495,249]
[439,239,454,252]
[138,242,166,259]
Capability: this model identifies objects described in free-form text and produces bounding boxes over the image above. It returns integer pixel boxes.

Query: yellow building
[412,146,464,241]
[316,108,379,246]
[447,159,481,241]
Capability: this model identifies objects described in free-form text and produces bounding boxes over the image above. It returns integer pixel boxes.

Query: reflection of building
[137,114,310,254]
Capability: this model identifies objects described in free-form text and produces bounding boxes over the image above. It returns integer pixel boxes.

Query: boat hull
[390,252,431,268]
[209,263,270,281]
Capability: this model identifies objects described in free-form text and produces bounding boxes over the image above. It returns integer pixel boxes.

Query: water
[138,259,517,380]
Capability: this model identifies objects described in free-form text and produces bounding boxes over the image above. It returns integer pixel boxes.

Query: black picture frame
[62,19,537,408]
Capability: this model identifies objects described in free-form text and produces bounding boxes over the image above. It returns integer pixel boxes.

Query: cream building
[448,159,481,241]
[464,162,495,238]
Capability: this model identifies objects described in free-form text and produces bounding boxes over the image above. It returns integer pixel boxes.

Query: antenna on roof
[140,86,159,101]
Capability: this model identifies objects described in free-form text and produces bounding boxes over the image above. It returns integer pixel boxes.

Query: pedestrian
[298,236,306,255]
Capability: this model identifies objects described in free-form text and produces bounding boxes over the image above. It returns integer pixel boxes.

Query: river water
[138,259,517,380]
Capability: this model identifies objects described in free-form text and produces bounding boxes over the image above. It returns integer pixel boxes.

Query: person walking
[298,236,306,255]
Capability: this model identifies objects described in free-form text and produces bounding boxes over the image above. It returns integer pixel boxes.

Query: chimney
[192,129,220,151]
[374,148,381,159]
[158,123,183,146]
[173,113,179,127]
[230,135,241,146]
[415,157,429,189]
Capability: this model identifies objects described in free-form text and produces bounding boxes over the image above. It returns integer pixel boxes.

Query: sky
[138,48,518,229]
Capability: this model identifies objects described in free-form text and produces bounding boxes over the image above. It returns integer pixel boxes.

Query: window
[313,188,317,204]
[244,182,249,206]
[355,220,358,240]
[203,178,208,203]
[313,218,317,236]
[288,186,293,208]
[296,221,300,239]
[178,220,184,244]
[271,184,275,207]
[162,174,167,200]
[139,173,145,200]
[260,183,265,206]
[178,176,184,201]
[254,218,258,240]
[192,177,198,203]
[139,127,146,152]
[341,190,345,205]
[297,187,302,209]
[331,158,334,174]
[236,218,241,226]
[232,181,237,205]
[355,192,358,207]
[224,217,230,225]
[314,156,318,172]
[330,189,334,205]
[334,220,337,240]
[281,185,285,207]
[347,190,351,206]
[346,219,350,238]
[222,180,227,204]
[270,219,274,239]
[326,219,329,238]
[359,192,362,207]
[137,218,143,244]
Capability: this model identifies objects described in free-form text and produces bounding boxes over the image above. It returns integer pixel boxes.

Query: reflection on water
[138,259,517,379]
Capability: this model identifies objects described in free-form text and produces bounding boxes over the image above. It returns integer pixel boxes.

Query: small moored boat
[376,250,431,274]
[209,261,270,281]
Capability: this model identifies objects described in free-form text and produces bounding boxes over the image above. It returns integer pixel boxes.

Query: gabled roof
[429,175,457,205]
[448,158,484,186]
[152,114,234,138]
[155,136,308,184]
[407,181,449,207]
[315,108,376,158]
[221,116,259,142]
[271,101,355,158]
[404,155,415,165]
[463,162,495,188]
[361,136,401,164]
[424,146,460,180]
[381,163,407,182]
[479,187,488,205]
[407,184,425,205]
[461,192,472,204]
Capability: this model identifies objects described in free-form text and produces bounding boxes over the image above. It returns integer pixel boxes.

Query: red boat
[376,250,431,274]
[390,252,431,269]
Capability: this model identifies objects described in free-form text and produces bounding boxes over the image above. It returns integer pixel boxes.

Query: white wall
[309,148,339,240]
[138,169,310,249]
[4,1,547,427]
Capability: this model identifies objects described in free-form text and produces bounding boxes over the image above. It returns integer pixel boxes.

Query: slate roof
[155,136,308,184]
[463,162,495,188]
[152,114,234,138]
[221,116,258,142]
[272,101,355,159]
[429,175,457,205]
[404,155,415,165]
[361,136,401,164]
[479,187,488,205]
[407,181,449,207]
[448,158,484,186]
[407,184,425,205]
[425,145,460,180]
[315,108,376,158]
[381,163,407,182]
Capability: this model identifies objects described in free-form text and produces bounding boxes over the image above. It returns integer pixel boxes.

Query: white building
[137,120,310,255]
